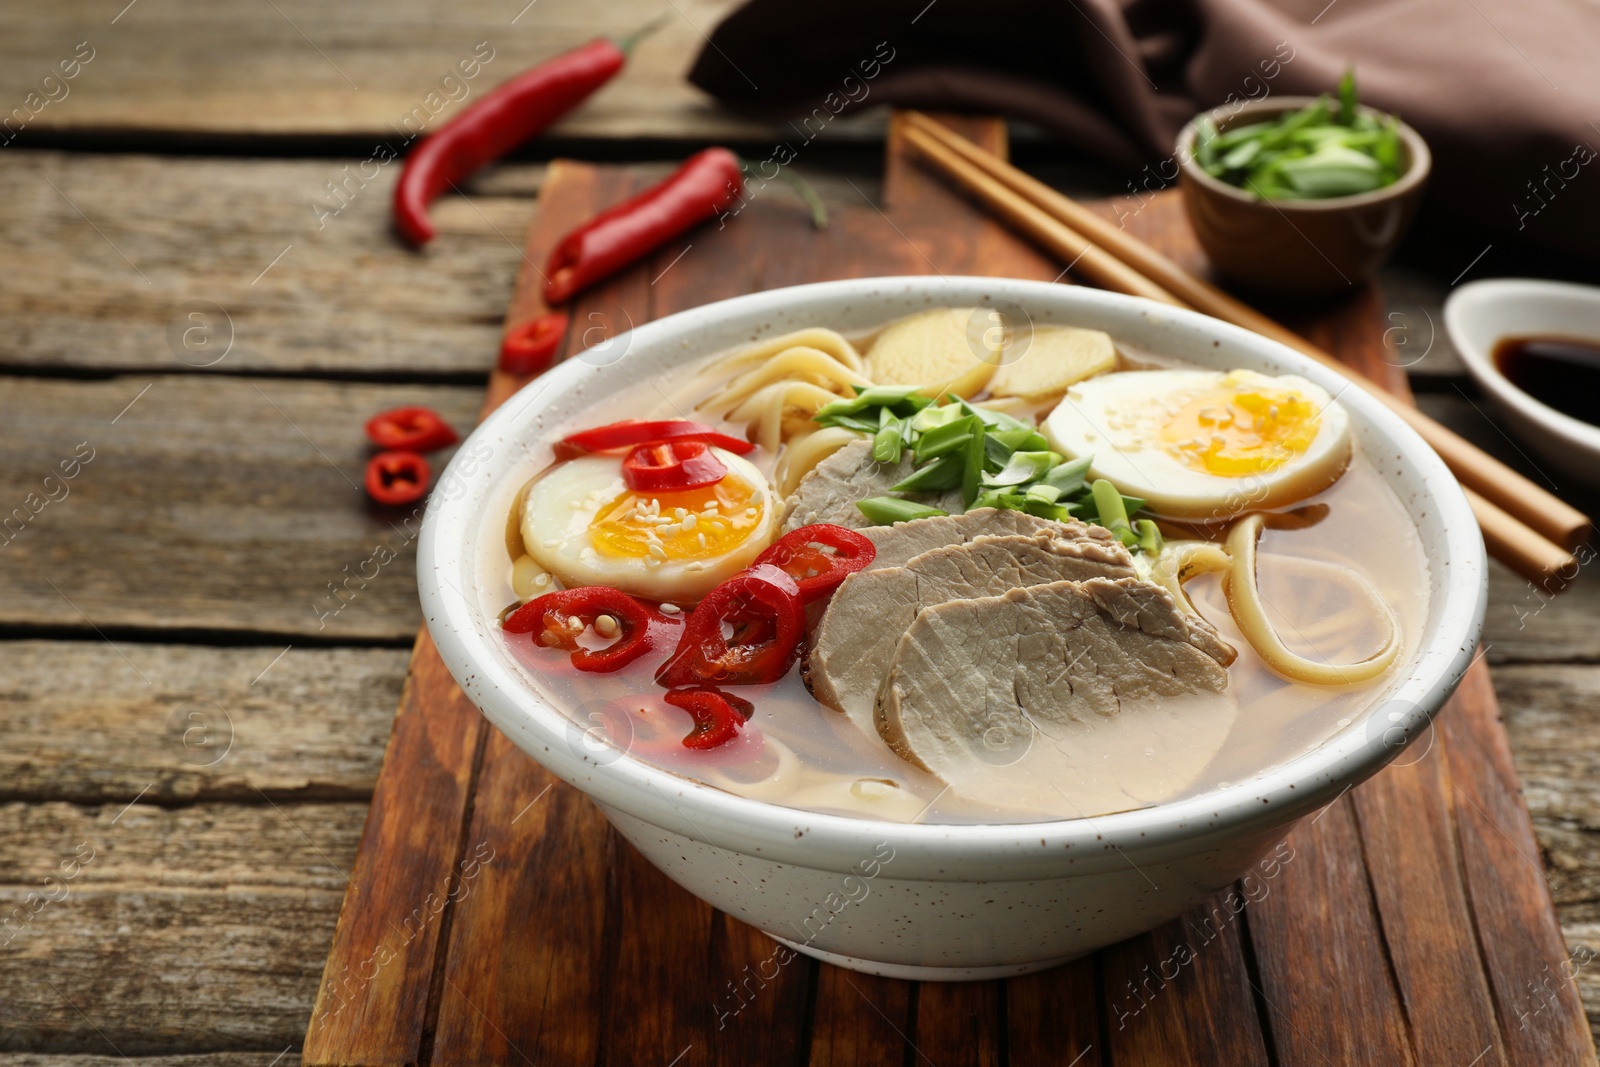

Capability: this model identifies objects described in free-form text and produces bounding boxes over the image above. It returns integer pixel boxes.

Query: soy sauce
[1493,335,1600,426]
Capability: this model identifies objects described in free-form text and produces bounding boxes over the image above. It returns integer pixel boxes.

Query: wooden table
[3,3,1600,1064]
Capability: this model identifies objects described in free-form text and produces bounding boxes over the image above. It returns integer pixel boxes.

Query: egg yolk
[1160,375,1322,477]
[588,473,764,562]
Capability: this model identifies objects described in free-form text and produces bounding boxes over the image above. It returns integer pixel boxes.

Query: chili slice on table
[499,312,569,375]
[504,586,677,673]
[364,450,431,506]
[656,564,805,688]
[364,406,459,452]
[753,524,877,604]
[664,686,755,749]
[558,418,753,456]
[622,440,727,492]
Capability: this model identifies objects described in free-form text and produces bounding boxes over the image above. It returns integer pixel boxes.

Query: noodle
[704,327,865,376]
[1151,540,1232,615]
[1224,514,1401,686]
[728,380,846,455]
[702,347,872,413]
[703,734,803,802]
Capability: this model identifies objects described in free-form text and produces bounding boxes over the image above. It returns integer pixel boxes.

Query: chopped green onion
[983,450,1061,488]
[814,385,930,421]
[1024,483,1062,505]
[909,404,964,433]
[1022,497,1075,522]
[1202,70,1402,201]
[856,497,948,526]
[814,411,881,433]
[962,427,986,506]
[892,453,964,493]
[1042,455,1093,496]
[915,415,980,462]
[1090,478,1132,537]
[1136,518,1164,556]
[872,414,905,463]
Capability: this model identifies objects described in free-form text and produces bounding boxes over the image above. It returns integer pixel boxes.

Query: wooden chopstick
[904,111,1592,551]
[899,111,1588,587]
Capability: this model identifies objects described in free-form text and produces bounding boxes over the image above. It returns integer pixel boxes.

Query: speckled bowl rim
[417,277,1486,882]
[1176,95,1432,212]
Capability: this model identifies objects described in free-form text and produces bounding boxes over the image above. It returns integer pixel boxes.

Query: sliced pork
[779,438,961,532]
[875,577,1238,816]
[807,530,1137,733]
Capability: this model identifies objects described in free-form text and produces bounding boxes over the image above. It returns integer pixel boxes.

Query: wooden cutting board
[301,116,1597,1067]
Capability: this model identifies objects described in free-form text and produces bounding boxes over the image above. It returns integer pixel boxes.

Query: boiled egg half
[521,448,777,602]
[1043,368,1350,518]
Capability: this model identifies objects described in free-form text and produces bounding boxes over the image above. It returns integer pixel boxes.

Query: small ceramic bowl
[1176,96,1431,297]
[1445,277,1600,487]
[418,276,1485,980]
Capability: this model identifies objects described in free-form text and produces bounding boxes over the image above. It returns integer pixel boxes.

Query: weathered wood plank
[1441,666,1600,1064]
[1099,905,1272,1066]
[0,641,403,802]
[0,152,539,375]
[1245,799,1419,1066]
[0,0,831,143]
[0,801,362,1054]
[0,1057,300,1067]
[0,800,362,892]
[807,969,914,1067]
[0,375,479,640]
[300,632,484,1067]
[1005,959,1103,1065]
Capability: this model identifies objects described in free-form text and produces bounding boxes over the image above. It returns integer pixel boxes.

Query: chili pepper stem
[612,13,671,57]
[738,156,830,230]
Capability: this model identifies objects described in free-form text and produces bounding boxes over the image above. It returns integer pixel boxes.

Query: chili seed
[594,614,620,638]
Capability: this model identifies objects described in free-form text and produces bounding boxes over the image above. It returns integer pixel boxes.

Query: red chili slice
[753,524,877,604]
[664,686,755,749]
[499,312,569,375]
[504,586,677,673]
[364,450,431,505]
[558,418,753,456]
[364,406,459,452]
[656,564,804,688]
[622,440,727,492]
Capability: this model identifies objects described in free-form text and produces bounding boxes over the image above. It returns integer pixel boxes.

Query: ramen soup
[485,307,1426,824]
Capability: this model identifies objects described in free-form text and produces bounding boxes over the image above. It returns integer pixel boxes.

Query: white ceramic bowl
[1445,278,1600,487]
[418,277,1486,980]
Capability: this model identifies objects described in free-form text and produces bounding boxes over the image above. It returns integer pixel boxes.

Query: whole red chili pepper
[753,524,877,604]
[365,450,431,506]
[499,312,569,375]
[504,586,677,673]
[364,406,459,452]
[543,148,745,304]
[656,565,805,688]
[393,20,665,247]
[664,686,755,749]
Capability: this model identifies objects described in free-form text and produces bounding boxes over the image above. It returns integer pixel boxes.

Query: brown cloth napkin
[688,0,1600,261]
